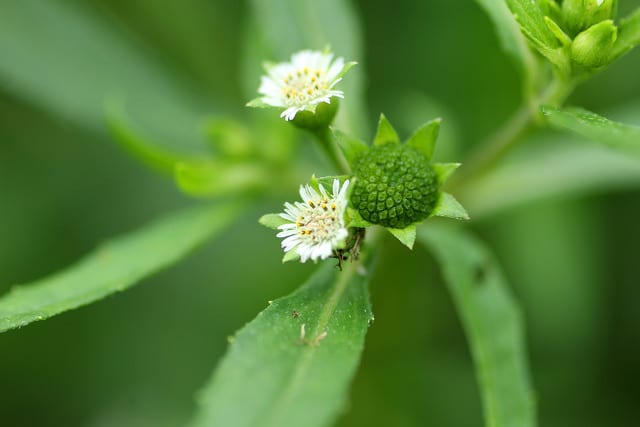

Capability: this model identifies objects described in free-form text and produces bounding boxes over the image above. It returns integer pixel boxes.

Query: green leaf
[505,0,570,73]
[460,139,640,219]
[610,7,640,61]
[333,128,369,165]
[346,207,373,228]
[505,0,559,49]
[406,118,441,160]
[105,99,199,174]
[473,0,538,87]
[542,106,640,156]
[0,1,213,153]
[418,225,536,427]
[432,162,461,185]
[387,226,417,249]
[259,213,289,230]
[190,258,375,427]
[175,161,269,198]
[282,250,301,264]
[373,114,400,146]
[544,16,573,47]
[245,0,368,136]
[431,192,470,221]
[0,203,241,333]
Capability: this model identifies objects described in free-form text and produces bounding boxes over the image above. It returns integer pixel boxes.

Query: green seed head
[350,144,439,229]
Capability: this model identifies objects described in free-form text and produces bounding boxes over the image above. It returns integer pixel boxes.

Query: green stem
[449,77,576,190]
[313,127,351,174]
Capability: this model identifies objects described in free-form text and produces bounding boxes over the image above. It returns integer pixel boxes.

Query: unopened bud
[571,19,618,69]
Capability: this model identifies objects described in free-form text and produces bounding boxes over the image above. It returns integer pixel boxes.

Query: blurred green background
[1,0,639,426]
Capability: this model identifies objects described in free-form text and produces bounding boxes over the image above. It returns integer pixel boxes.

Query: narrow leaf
[388,226,417,249]
[406,118,441,160]
[373,114,400,146]
[190,257,375,427]
[333,128,369,165]
[431,192,470,221]
[0,203,242,333]
[610,7,640,61]
[542,106,640,156]
[418,225,536,427]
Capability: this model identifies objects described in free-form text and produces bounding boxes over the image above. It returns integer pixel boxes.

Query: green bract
[336,114,469,249]
[351,144,438,228]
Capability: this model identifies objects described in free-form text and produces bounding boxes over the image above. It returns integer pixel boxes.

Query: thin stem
[312,127,350,174]
[449,77,576,191]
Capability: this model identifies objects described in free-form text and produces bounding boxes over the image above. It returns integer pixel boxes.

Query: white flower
[248,50,355,121]
[276,179,350,262]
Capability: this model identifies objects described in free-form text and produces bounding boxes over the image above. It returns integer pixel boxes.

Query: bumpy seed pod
[350,144,439,229]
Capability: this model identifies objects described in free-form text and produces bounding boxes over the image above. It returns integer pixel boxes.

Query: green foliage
[0,0,212,152]
[461,139,640,219]
[611,6,640,60]
[0,204,241,333]
[189,259,374,427]
[419,225,536,427]
[542,106,640,156]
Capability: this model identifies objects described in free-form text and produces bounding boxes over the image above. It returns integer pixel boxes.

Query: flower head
[276,179,350,262]
[248,49,355,121]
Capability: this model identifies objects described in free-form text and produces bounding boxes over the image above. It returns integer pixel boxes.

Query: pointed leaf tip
[432,163,461,185]
[373,113,400,146]
[259,213,288,230]
[388,226,417,249]
[406,118,442,160]
[432,192,470,220]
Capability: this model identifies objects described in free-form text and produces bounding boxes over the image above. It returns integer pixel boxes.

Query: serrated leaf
[0,203,241,333]
[105,99,199,174]
[190,258,374,427]
[175,161,269,198]
[333,128,369,165]
[473,0,538,88]
[406,118,441,160]
[542,106,640,156]
[373,114,400,146]
[431,192,470,221]
[259,213,289,230]
[610,7,640,61]
[387,225,417,249]
[418,225,536,427]
[432,163,461,185]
